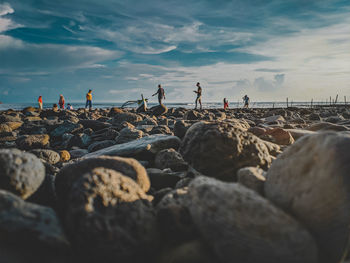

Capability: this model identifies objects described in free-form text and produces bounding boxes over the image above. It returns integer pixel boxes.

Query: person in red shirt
[59,95,65,109]
[38,96,43,110]
[224,98,229,110]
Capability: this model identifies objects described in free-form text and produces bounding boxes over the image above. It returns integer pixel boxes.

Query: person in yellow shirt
[85,89,92,110]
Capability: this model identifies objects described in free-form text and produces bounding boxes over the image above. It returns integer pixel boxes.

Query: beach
[0,104,350,262]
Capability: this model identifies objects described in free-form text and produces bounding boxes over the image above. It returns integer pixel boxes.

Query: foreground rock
[16,134,50,150]
[265,132,350,263]
[64,168,157,262]
[84,134,181,161]
[0,149,45,199]
[0,190,69,262]
[237,166,266,195]
[188,177,318,263]
[55,156,150,208]
[180,122,272,181]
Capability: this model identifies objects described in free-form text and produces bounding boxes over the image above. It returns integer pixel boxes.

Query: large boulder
[84,134,181,161]
[0,123,12,133]
[0,149,45,199]
[188,177,318,263]
[174,120,192,139]
[64,168,157,262]
[306,122,348,132]
[55,155,150,208]
[180,122,272,181]
[265,132,350,263]
[79,119,111,131]
[88,140,116,152]
[237,166,266,195]
[0,190,69,262]
[152,104,168,116]
[16,134,50,150]
[265,128,295,145]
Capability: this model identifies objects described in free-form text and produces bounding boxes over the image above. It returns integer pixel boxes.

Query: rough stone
[155,148,188,171]
[16,134,50,150]
[237,166,266,195]
[30,149,60,165]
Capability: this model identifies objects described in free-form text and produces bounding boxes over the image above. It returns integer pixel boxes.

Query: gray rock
[64,168,157,262]
[0,190,69,262]
[237,166,266,195]
[30,149,60,165]
[79,119,111,131]
[265,132,350,263]
[188,177,318,263]
[307,122,348,132]
[115,127,143,144]
[55,156,151,208]
[155,148,188,171]
[0,149,45,199]
[180,122,272,181]
[112,112,142,124]
[88,140,116,152]
[50,121,83,137]
[69,148,88,159]
[174,120,191,139]
[147,168,186,190]
[84,134,181,161]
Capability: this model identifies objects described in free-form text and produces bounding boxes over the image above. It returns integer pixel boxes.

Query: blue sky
[0,0,349,103]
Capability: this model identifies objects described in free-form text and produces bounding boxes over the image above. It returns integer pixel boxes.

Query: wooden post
[335,94,338,104]
[311,99,313,108]
[345,96,347,105]
[286,97,289,108]
[330,96,332,106]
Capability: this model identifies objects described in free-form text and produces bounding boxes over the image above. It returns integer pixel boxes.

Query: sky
[0,0,349,103]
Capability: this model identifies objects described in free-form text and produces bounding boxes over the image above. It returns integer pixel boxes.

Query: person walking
[152,84,165,105]
[194,82,202,110]
[58,95,65,109]
[223,98,229,110]
[38,96,43,110]
[242,95,250,108]
[86,89,93,110]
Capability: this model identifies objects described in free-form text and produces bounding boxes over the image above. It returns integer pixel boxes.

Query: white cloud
[0,3,13,16]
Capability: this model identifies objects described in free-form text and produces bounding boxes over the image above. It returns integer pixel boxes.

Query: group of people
[37,89,93,111]
[37,85,250,111]
[152,82,250,110]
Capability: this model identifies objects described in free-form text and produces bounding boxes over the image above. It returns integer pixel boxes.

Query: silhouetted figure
[152,84,165,105]
[194,82,202,110]
[243,95,250,108]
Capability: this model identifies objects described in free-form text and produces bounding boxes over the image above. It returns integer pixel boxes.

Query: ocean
[0,101,332,111]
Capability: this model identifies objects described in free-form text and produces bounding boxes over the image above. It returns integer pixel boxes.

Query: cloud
[0,35,123,73]
[0,2,13,16]
[253,74,285,92]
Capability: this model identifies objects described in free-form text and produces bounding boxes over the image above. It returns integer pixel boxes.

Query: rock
[180,122,272,181]
[138,117,158,126]
[5,121,23,130]
[59,150,71,162]
[285,129,316,140]
[30,149,60,165]
[84,134,181,161]
[69,148,88,159]
[155,148,188,171]
[147,168,186,190]
[307,122,348,132]
[88,140,116,152]
[64,168,157,262]
[108,107,124,117]
[0,114,22,122]
[27,173,57,208]
[265,115,286,124]
[91,127,119,141]
[157,239,216,263]
[156,187,197,244]
[115,127,143,144]
[150,125,173,135]
[265,132,350,263]
[325,115,345,123]
[0,149,45,199]
[112,112,142,124]
[50,121,83,137]
[309,113,321,121]
[248,126,266,136]
[16,134,50,150]
[265,128,295,145]
[0,123,12,133]
[188,177,318,263]
[184,110,203,120]
[174,120,191,139]
[237,166,266,195]
[55,156,151,208]
[79,119,111,131]
[0,190,69,262]
[68,133,92,148]
[152,104,168,116]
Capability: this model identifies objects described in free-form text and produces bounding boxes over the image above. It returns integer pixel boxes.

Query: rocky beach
[1,104,350,263]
